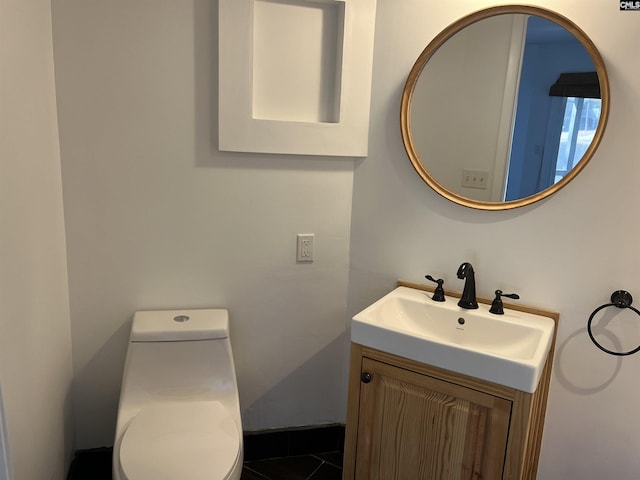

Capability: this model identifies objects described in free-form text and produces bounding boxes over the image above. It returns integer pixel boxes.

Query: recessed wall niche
[219,0,377,157]
[252,0,343,124]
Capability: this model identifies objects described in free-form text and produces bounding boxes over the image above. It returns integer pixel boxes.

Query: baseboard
[243,423,346,461]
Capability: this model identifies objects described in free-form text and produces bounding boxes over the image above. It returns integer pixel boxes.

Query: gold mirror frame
[400,5,610,210]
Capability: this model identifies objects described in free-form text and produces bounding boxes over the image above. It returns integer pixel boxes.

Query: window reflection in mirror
[554,97,601,182]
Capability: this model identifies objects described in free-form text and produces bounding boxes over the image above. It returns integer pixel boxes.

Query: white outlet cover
[296,233,314,262]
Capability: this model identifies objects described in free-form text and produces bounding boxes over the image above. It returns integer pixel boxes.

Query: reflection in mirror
[402,6,609,210]
[505,17,600,201]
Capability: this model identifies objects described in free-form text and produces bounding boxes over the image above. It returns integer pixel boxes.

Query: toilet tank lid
[130,309,229,342]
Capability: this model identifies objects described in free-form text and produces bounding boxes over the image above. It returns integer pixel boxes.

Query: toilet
[113,309,243,480]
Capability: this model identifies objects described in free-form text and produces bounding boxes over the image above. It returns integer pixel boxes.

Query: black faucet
[456,262,478,309]
[489,290,520,314]
[425,274,446,302]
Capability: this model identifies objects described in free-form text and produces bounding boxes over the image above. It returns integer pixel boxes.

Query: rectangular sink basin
[351,286,555,393]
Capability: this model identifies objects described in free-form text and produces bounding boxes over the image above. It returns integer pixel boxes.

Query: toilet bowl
[113,309,243,480]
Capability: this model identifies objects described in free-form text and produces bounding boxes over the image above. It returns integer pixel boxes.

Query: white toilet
[113,309,243,480]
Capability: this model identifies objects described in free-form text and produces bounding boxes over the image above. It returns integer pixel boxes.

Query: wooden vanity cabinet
[343,343,555,480]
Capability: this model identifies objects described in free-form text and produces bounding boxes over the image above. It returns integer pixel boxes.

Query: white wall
[0,1,74,478]
[51,0,353,448]
[349,0,640,478]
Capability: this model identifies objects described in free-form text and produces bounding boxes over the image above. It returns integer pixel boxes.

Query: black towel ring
[587,290,640,356]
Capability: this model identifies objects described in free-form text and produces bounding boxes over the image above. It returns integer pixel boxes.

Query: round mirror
[401,5,609,210]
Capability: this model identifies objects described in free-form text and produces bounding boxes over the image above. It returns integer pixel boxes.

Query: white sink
[351,286,555,393]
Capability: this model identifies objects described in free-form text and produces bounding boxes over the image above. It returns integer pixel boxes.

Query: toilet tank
[130,309,229,342]
[117,309,239,411]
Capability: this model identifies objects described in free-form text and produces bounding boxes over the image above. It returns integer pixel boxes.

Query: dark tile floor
[242,425,344,479]
[241,451,343,479]
[67,425,345,480]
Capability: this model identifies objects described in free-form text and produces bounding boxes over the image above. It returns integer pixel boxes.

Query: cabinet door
[355,358,511,480]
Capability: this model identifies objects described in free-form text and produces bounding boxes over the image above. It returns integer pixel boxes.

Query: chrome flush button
[173,315,190,323]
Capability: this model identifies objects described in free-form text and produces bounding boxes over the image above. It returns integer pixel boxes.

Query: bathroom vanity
[343,282,559,480]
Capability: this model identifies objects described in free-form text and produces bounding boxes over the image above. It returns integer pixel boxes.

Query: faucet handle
[425,275,446,302]
[489,290,520,315]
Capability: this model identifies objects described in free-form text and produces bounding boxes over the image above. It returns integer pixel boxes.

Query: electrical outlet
[296,234,314,262]
[461,169,489,189]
